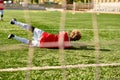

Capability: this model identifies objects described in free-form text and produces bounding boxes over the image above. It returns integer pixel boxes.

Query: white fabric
[15,21,30,30]
[33,28,44,40]
[14,36,30,44]
[32,28,44,47]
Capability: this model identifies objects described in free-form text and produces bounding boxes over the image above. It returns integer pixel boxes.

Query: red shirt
[39,31,71,48]
[0,0,4,10]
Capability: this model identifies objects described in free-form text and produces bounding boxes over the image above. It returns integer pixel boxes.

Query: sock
[13,35,30,45]
[14,21,30,30]
[1,14,3,17]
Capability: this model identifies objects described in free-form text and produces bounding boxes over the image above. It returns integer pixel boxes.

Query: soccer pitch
[0,10,120,80]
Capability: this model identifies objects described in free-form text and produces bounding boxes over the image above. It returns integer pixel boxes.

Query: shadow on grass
[0,44,110,52]
[67,47,111,51]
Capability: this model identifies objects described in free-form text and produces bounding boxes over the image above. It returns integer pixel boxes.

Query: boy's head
[70,29,81,41]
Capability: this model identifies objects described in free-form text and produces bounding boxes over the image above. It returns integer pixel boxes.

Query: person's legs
[14,36,30,45]
[10,18,34,33]
[8,34,40,47]
[1,10,3,18]
[9,18,44,47]
[0,10,4,20]
[8,34,30,45]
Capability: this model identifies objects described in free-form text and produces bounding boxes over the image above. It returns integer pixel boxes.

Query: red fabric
[0,0,4,10]
[39,32,71,48]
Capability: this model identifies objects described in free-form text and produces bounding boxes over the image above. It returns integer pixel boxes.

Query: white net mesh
[0,0,120,80]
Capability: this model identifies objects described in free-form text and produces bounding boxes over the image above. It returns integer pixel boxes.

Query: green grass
[0,10,120,80]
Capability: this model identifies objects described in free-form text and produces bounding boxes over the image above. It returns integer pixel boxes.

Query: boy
[8,18,82,48]
[0,0,4,21]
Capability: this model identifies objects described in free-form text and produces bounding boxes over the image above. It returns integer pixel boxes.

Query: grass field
[0,10,120,80]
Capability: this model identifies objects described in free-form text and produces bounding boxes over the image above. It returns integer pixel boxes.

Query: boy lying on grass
[8,18,82,48]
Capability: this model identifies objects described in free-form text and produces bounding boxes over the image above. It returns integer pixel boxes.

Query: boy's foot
[8,34,15,39]
[10,18,17,24]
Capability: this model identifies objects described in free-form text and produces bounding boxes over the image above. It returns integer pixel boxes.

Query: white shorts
[31,28,44,47]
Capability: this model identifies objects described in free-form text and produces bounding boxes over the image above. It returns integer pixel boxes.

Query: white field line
[0,63,120,72]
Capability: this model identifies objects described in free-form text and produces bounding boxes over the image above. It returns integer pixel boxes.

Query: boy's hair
[70,29,81,41]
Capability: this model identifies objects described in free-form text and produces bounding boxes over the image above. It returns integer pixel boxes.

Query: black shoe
[10,18,17,24]
[8,34,15,39]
